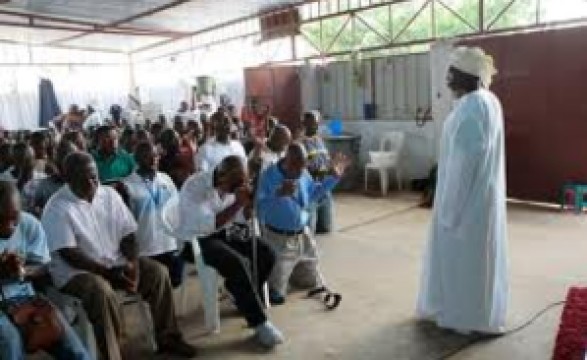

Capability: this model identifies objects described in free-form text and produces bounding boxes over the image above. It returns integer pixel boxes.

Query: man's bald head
[286,142,307,161]
[63,152,100,201]
[282,142,308,179]
[216,155,245,178]
[215,155,248,193]
[268,125,292,153]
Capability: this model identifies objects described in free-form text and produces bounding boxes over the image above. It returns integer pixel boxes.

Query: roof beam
[0,8,109,27]
[47,0,191,46]
[131,0,323,54]
[0,38,127,54]
[110,0,191,26]
[0,20,185,37]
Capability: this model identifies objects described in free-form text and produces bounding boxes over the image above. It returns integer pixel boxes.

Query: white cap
[450,46,497,87]
[309,110,322,122]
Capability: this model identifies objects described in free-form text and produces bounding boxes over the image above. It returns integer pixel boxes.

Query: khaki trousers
[264,226,325,296]
[62,257,179,360]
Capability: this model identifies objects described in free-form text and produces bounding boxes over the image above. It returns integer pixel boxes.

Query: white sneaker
[255,321,285,348]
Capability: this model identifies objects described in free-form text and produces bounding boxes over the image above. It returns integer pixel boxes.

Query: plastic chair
[161,198,269,334]
[560,183,587,214]
[119,292,157,351]
[176,230,271,334]
[178,237,222,334]
[45,287,98,360]
[364,131,405,195]
[45,287,157,355]
[160,197,222,334]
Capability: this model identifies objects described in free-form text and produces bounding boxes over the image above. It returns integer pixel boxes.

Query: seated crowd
[0,104,348,360]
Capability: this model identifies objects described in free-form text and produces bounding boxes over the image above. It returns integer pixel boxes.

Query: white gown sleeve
[439,107,488,229]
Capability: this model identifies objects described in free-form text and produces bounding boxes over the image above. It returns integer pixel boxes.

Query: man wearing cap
[417,46,508,334]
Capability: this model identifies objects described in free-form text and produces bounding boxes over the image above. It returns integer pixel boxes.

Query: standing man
[241,97,270,141]
[301,111,334,234]
[91,125,135,184]
[178,155,283,348]
[249,124,292,175]
[195,112,246,172]
[417,47,508,334]
[42,152,197,360]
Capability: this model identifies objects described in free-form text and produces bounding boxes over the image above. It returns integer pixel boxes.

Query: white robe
[417,88,508,333]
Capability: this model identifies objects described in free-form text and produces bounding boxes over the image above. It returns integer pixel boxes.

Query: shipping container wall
[306,53,431,121]
[461,26,587,203]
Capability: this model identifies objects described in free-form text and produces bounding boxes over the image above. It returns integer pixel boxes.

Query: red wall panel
[244,66,302,131]
[461,26,587,202]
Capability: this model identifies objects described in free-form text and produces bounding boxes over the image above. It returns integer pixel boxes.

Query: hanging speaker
[259,8,300,42]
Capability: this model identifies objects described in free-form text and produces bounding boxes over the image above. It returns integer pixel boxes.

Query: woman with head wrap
[417,46,508,334]
[159,129,194,188]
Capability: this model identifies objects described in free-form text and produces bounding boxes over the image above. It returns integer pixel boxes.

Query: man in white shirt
[178,155,283,348]
[195,111,246,172]
[123,142,183,287]
[41,152,196,360]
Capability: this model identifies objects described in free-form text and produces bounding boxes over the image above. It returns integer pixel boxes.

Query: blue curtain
[38,78,61,127]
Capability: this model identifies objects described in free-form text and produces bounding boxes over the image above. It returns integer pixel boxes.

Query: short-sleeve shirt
[41,185,138,289]
[178,170,237,239]
[0,170,47,213]
[92,149,136,184]
[0,212,50,299]
[302,136,331,178]
[33,176,64,211]
[123,172,178,257]
[195,139,247,172]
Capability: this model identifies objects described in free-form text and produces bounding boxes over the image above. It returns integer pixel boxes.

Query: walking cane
[249,210,270,308]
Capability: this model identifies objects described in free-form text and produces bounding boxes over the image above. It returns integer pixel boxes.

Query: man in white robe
[417,46,508,334]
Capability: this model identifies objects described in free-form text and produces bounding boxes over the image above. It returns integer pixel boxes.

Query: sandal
[307,286,342,310]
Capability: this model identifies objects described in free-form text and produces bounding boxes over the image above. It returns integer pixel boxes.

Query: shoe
[269,289,285,306]
[255,321,285,348]
[158,336,198,358]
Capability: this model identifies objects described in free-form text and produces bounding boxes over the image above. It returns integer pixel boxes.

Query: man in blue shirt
[0,180,90,360]
[256,143,349,303]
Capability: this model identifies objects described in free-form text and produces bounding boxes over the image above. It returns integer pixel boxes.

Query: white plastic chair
[45,287,157,356]
[178,237,222,334]
[45,287,98,360]
[161,198,269,334]
[159,196,221,333]
[364,131,405,195]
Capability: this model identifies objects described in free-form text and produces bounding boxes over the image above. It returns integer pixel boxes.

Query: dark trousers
[199,235,276,327]
[150,251,185,288]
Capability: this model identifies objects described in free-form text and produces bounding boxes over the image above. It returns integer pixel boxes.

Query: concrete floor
[123,194,587,359]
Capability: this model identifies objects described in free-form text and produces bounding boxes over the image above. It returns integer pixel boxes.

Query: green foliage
[300,0,537,55]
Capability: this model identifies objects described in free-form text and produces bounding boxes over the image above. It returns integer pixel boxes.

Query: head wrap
[451,46,497,87]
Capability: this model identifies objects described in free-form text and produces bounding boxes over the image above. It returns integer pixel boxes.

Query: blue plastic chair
[560,183,587,214]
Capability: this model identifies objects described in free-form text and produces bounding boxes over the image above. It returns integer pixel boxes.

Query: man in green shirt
[92,125,135,183]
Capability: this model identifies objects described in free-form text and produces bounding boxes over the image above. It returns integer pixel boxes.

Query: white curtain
[0,67,39,130]
[0,43,130,130]
[49,65,130,115]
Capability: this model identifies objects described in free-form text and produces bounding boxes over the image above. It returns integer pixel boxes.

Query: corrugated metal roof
[0,0,308,52]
